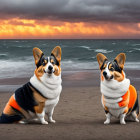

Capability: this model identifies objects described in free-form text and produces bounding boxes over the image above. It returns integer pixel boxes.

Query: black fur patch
[109,60,122,73]
[128,93,139,115]
[0,113,22,123]
[51,54,59,66]
[36,54,59,68]
[100,58,122,73]
[36,53,45,68]
[15,82,37,113]
[100,59,108,70]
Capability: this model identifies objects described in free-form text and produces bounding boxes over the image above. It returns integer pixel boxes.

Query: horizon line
[0,38,140,40]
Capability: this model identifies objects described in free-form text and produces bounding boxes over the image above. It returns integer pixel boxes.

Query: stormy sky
[0,0,140,23]
[0,0,140,39]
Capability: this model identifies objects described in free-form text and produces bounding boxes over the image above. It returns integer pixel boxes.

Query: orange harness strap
[118,90,130,107]
[118,85,137,113]
[3,95,21,115]
[128,85,137,110]
[8,95,21,111]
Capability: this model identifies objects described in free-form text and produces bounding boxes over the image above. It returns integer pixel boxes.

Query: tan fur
[20,108,32,119]
[30,86,47,114]
[51,46,62,76]
[103,63,107,70]
[114,71,124,82]
[32,90,47,103]
[51,46,61,64]
[54,65,61,76]
[96,53,107,69]
[34,65,44,80]
[50,59,54,63]
[33,47,43,65]
[114,53,126,70]
[124,107,128,114]
[34,102,45,114]
[108,63,112,70]
[33,47,45,80]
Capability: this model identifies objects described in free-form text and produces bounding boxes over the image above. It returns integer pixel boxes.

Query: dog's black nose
[48,65,53,71]
[103,71,107,77]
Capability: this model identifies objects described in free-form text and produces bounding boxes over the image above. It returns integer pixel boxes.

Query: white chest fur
[30,73,62,99]
[101,77,130,117]
[101,95,126,117]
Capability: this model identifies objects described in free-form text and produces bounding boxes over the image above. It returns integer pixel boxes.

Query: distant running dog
[0,46,62,124]
[97,53,139,124]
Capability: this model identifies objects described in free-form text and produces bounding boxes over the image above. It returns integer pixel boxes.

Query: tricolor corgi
[96,53,139,124]
[0,46,62,124]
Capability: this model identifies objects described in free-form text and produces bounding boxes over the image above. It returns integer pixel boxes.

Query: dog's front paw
[120,120,126,125]
[135,118,139,123]
[19,120,28,124]
[104,120,110,125]
[41,121,48,125]
[49,119,56,123]
[120,114,126,125]
[33,118,39,121]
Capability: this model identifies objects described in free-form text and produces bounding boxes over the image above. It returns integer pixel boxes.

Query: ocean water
[0,39,140,78]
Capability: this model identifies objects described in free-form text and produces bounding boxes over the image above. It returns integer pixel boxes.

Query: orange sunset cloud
[0,0,140,39]
[0,18,140,39]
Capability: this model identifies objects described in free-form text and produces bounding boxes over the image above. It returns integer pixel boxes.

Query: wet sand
[0,70,140,140]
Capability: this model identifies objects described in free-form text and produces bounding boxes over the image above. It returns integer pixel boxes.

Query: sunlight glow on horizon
[0,18,140,39]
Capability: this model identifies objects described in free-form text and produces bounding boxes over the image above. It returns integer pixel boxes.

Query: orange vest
[118,85,137,114]
[3,95,21,114]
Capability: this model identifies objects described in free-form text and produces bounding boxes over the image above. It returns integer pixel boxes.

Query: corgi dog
[0,46,62,124]
[96,53,139,124]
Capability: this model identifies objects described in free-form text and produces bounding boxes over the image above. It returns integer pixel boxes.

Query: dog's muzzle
[44,65,54,74]
[103,71,113,80]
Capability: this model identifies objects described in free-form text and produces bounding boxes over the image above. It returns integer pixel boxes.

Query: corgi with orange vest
[0,46,62,124]
[96,53,139,124]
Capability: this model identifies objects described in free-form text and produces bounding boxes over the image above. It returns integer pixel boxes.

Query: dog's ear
[33,47,44,65]
[114,53,126,70]
[51,46,61,65]
[96,53,107,70]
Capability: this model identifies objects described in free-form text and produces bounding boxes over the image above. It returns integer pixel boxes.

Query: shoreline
[0,69,139,93]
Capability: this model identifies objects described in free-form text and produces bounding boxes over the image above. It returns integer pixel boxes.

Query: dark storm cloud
[0,0,140,23]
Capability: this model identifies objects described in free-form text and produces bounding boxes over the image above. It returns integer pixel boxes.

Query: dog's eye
[110,67,114,71]
[51,59,55,65]
[52,62,55,65]
[42,61,46,66]
[42,59,47,66]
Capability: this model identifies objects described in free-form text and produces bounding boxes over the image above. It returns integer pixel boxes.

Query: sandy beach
[0,70,140,140]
